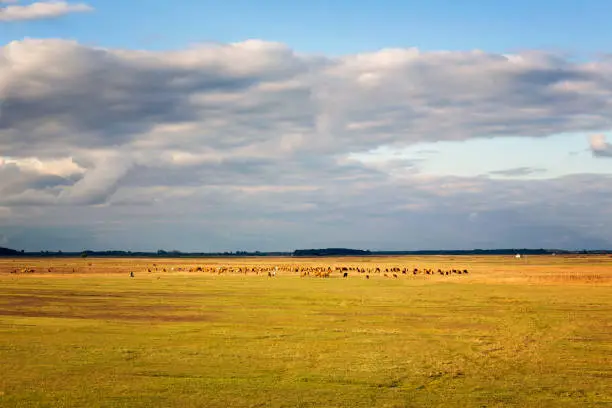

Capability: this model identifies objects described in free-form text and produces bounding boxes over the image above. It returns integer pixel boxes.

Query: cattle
[101,262,470,282]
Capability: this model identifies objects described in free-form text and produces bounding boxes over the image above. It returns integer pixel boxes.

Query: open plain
[1,255,611,407]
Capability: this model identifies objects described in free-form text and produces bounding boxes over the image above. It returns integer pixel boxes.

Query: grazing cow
[463,269,469,274]
[343,272,348,278]
[393,273,398,278]
[130,271,134,278]
[366,275,370,279]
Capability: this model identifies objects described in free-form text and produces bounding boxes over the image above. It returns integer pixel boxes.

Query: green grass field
[1,256,611,407]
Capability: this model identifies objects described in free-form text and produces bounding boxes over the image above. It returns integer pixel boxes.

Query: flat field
[1,255,611,407]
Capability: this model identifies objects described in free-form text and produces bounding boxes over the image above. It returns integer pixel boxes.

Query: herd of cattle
[8,263,470,278]
[143,263,470,279]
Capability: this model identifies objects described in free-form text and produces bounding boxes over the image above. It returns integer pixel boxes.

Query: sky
[1,0,612,252]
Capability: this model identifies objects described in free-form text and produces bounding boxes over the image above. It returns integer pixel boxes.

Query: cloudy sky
[1,0,612,252]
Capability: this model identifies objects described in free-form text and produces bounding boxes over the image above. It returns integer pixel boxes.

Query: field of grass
[1,255,612,407]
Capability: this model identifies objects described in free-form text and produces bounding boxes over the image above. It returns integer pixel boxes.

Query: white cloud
[0,156,84,177]
[590,134,612,157]
[57,152,133,205]
[0,1,92,22]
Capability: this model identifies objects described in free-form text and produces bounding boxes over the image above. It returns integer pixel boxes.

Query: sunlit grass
[0,256,611,407]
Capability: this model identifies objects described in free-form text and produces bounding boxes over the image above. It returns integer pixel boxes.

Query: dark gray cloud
[2,170,612,251]
[0,40,317,156]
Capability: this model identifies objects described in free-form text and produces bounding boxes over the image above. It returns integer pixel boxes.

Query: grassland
[1,255,611,407]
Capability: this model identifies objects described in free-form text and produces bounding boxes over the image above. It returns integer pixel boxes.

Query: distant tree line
[0,247,22,256]
[1,246,610,258]
[293,248,372,256]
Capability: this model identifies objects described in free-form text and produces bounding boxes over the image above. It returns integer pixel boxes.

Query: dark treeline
[0,247,22,256]
[0,249,292,258]
[294,248,612,256]
[1,246,611,258]
[293,248,372,256]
